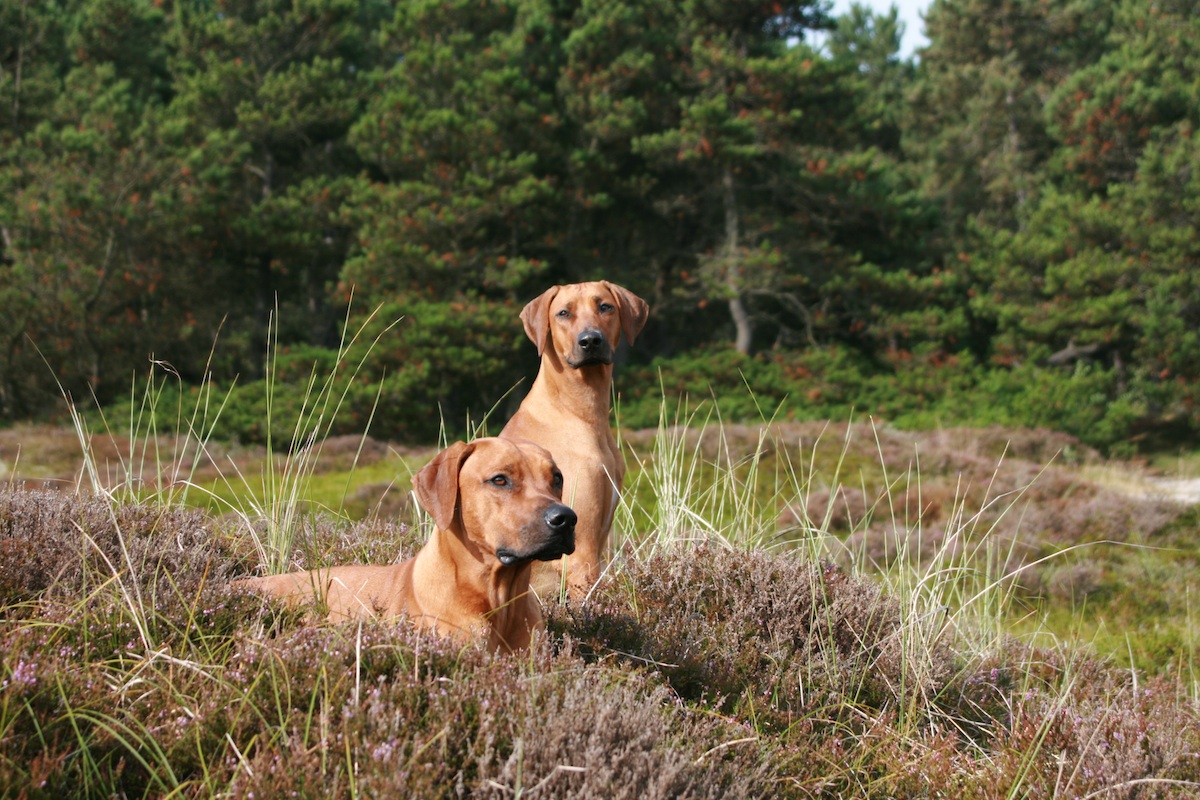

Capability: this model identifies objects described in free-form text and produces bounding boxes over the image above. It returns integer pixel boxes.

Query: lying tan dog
[501,281,649,595]
[235,437,576,652]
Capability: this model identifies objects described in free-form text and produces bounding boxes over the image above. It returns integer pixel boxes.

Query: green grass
[185,449,424,519]
[1011,523,1200,677]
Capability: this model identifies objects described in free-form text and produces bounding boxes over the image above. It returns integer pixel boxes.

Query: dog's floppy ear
[412,441,474,531]
[519,285,560,356]
[602,281,650,346]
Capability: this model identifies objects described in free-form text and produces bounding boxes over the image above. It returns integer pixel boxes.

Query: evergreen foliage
[4,0,1200,451]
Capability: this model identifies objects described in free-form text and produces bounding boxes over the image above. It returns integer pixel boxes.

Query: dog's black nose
[577,330,604,352]
[545,504,577,534]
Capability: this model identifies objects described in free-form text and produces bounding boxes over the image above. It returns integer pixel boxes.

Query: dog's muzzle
[496,504,578,565]
[567,329,613,367]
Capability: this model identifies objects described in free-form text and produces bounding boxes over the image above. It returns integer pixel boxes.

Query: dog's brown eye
[556,308,571,318]
[488,475,510,488]
[552,471,563,491]
[598,302,614,313]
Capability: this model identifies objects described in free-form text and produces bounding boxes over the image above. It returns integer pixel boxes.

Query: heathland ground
[1,413,1198,796]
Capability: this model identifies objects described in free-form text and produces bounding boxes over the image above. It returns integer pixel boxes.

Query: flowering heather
[2,434,1199,798]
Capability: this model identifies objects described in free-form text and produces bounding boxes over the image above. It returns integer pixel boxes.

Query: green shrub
[618,345,1162,453]
[92,296,534,447]
[347,297,533,440]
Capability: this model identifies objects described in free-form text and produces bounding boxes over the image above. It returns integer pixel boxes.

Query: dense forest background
[3,0,1199,452]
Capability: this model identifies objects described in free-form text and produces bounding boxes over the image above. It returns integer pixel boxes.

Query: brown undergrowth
[2,486,1198,798]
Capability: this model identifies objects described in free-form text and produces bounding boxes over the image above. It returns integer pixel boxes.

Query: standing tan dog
[235,437,576,653]
[501,281,649,595]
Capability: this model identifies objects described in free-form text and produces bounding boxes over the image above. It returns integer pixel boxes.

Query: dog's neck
[481,560,537,652]
[414,525,536,651]
[530,348,613,421]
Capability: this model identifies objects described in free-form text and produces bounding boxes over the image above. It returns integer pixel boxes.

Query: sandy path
[1144,477,1200,504]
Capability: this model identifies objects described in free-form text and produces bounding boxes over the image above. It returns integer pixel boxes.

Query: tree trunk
[730,294,752,355]
[723,166,752,355]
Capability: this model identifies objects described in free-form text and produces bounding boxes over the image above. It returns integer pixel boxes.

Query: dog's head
[519,281,649,368]
[411,437,576,567]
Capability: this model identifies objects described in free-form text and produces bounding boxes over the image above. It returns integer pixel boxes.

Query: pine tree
[0,0,173,415]
[969,0,1200,425]
[1047,0,1196,193]
[827,2,911,155]
[563,0,859,354]
[161,0,387,372]
[906,0,1112,236]
[344,0,562,302]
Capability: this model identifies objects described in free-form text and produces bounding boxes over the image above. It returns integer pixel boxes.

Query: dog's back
[235,562,414,620]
